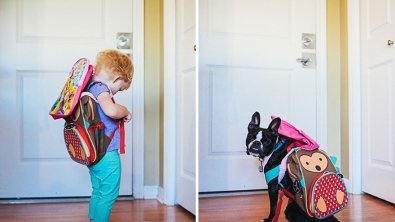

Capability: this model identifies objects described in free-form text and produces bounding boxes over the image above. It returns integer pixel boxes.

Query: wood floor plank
[0,199,195,222]
[199,193,395,222]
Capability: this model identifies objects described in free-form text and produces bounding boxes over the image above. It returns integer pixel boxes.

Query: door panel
[0,0,133,198]
[176,0,196,215]
[199,0,321,192]
[361,0,395,204]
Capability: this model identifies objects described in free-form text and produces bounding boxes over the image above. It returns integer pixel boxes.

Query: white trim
[316,0,328,152]
[199,190,267,198]
[157,186,165,204]
[144,185,159,199]
[347,0,362,194]
[343,178,350,193]
[163,0,177,206]
[195,0,199,219]
[132,0,145,199]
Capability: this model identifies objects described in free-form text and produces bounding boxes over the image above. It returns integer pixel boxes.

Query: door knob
[194,45,196,51]
[296,57,311,66]
[388,40,394,45]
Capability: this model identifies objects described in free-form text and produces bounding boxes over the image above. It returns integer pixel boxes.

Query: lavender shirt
[89,83,120,152]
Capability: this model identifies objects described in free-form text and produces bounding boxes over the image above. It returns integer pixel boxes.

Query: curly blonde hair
[94,49,134,89]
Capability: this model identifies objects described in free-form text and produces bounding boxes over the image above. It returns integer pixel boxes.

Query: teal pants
[88,150,121,222]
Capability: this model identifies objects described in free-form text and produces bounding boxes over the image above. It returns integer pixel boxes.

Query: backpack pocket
[309,172,348,219]
[64,123,96,165]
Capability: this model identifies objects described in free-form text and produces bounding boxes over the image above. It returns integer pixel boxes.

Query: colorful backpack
[49,58,93,120]
[63,81,125,166]
[285,148,348,219]
[271,115,319,151]
[49,59,125,166]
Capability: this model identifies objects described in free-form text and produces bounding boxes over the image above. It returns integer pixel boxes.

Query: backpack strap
[273,187,296,222]
[108,120,125,154]
[119,121,125,154]
[84,77,126,154]
[273,188,285,222]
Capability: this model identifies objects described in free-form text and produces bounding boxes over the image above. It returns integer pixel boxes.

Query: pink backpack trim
[271,115,319,150]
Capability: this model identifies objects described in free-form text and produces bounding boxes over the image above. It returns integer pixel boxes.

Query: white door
[199,0,326,192]
[361,0,395,204]
[175,0,196,214]
[0,0,134,198]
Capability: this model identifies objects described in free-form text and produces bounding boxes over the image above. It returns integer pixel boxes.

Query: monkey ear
[268,117,281,135]
[248,112,260,130]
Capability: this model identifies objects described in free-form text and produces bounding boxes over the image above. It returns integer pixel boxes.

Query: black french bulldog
[246,111,339,222]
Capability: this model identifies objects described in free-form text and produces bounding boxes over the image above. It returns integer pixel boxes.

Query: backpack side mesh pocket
[309,172,348,219]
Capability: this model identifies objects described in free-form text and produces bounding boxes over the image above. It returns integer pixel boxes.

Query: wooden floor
[0,199,195,222]
[2,194,395,221]
[199,193,395,222]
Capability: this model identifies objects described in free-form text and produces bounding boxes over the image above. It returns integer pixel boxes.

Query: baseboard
[343,178,350,193]
[199,190,267,198]
[0,196,134,204]
[157,186,164,203]
[144,185,158,199]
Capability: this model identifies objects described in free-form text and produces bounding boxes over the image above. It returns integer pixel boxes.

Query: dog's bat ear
[268,117,281,135]
[248,112,260,129]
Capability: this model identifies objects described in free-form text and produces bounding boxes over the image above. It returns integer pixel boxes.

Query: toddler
[87,49,134,222]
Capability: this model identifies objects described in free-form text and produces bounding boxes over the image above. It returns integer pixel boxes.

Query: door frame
[163,0,177,205]
[347,0,363,194]
[317,0,329,152]
[132,0,145,199]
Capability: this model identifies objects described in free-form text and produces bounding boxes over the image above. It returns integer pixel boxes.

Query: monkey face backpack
[286,148,348,219]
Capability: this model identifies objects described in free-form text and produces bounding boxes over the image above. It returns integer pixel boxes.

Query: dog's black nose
[315,165,321,171]
[253,141,260,146]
